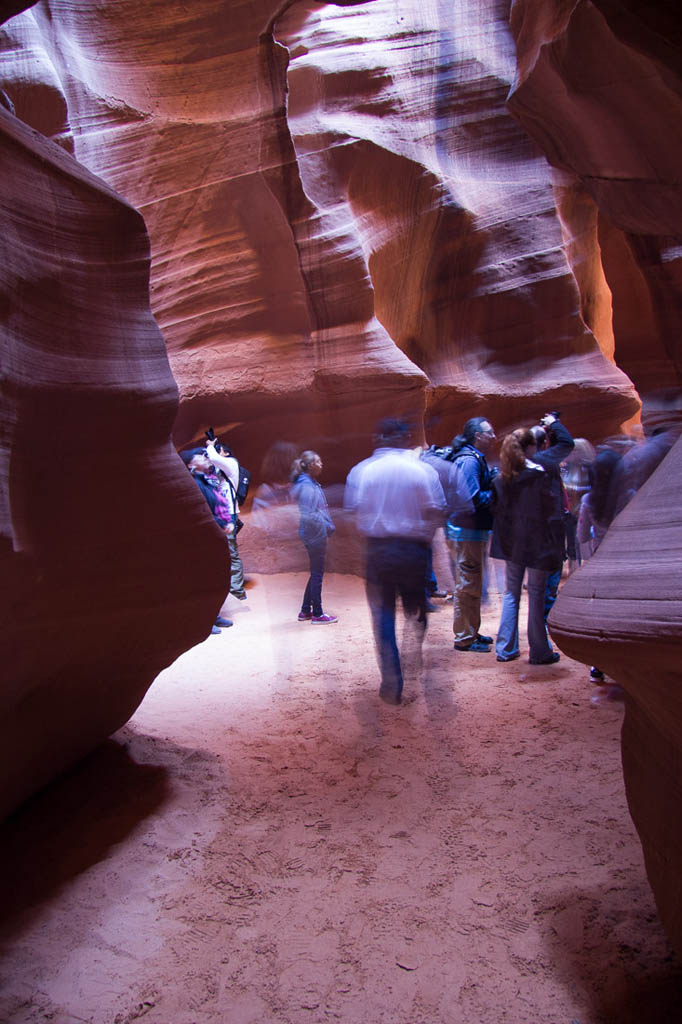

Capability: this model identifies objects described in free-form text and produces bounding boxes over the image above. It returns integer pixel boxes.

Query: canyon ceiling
[2,0,682,955]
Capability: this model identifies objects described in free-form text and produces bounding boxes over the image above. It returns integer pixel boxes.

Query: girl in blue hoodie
[291,451,337,624]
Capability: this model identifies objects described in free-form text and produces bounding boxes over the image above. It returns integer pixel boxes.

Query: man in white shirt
[206,438,247,600]
[345,419,447,705]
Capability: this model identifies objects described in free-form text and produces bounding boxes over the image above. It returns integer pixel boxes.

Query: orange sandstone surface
[2,0,682,964]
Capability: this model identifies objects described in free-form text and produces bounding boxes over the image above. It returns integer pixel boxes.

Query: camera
[205,427,222,453]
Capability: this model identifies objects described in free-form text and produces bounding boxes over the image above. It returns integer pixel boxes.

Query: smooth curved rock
[548,435,682,952]
[510,0,682,955]
[0,99,227,819]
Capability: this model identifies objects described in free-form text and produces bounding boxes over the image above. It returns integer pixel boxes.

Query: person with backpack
[179,447,234,633]
[206,435,248,601]
[445,417,497,652]
[528,413,575,617]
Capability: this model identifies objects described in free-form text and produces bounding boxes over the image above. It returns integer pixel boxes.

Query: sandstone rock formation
[0,0,638,482]
[508,0,682,425]
[548,433,682,953]
[2,0,682,961]
[507,0,682,955]
[0,59,228,818]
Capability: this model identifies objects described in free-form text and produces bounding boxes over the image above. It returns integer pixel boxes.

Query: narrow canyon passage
[1,573,680,1024]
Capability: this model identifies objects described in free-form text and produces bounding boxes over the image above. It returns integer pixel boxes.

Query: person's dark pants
[544,566,562,619]
[425,544,438,596]
[301,537,327,617]
[365,537,428,703]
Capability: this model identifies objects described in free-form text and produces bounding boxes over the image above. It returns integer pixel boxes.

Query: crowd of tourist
[178,412,676,705]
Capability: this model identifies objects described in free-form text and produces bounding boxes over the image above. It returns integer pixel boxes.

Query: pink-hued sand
[1,573,680,1024]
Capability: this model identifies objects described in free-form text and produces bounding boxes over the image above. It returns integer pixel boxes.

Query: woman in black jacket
[491,429,563,665]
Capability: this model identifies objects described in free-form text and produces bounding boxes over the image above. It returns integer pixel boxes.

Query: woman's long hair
[499,429,535,482]
[588,449,621,524]
[290,450,320,482]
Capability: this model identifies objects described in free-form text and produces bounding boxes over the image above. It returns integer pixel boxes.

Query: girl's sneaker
[311,613,338,624]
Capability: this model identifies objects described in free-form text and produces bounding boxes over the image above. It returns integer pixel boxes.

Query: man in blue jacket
[446,418,497,652]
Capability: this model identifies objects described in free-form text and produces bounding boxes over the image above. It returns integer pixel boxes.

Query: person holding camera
[529,412,575,617]
[180,448,233,632]
[205,434,247,601]
[491,426,564,664]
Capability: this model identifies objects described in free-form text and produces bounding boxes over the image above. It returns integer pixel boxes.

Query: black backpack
[424,443,456,462]
[235,465,251,504]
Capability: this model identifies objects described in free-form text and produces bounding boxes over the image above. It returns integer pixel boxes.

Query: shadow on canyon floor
[0,728,172,924]
[541,883,682,1023]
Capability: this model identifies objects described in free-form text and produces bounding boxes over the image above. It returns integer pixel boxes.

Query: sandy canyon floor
[1,572,681,1024]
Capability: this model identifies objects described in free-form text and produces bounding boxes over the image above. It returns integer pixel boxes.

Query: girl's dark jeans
[301,537,327,617]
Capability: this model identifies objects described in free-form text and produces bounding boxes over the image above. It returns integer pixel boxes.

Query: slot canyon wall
[0,2,229,821]
[507,0,682,956]
[1,0,682,953]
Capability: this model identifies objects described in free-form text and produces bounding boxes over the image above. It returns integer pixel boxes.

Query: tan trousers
[447,538,485,646]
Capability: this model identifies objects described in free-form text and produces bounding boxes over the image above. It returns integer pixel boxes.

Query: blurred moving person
[345,419,446,705]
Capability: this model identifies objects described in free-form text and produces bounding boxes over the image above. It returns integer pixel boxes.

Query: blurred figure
[252,441,298,511]
[179,448,233,633]
[0,89,15,115]
[577,449,622,560]
[491,429,562,665]
[561,437,596,569]
[576,448,622,685]
[345,419,446,705]
[445,418,497,652]
[291,451,337,624]
[616,423,681,513]
[420,443,468,607]
[562,438,597,513]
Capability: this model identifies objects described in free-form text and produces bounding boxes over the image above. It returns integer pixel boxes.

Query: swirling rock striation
[0,0,638,481]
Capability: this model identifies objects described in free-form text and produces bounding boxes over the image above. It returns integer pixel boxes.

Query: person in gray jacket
[291,451,337,624]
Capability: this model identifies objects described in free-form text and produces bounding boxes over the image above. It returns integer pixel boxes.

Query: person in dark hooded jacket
[491,429,563,665]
